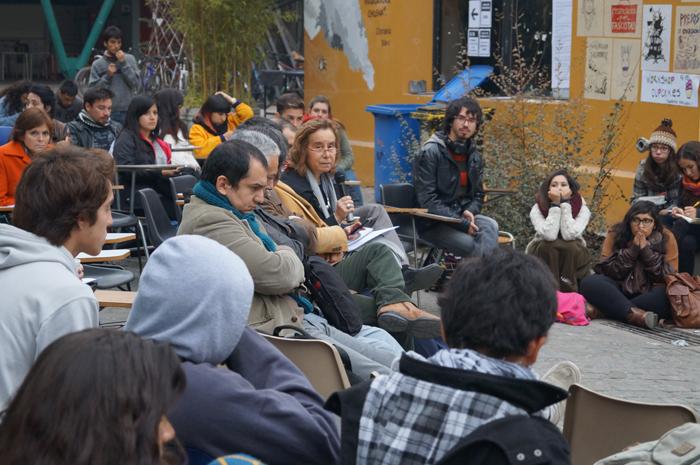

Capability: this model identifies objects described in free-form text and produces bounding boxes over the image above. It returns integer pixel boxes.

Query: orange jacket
[188,102,254,159]
[0,140,31,206]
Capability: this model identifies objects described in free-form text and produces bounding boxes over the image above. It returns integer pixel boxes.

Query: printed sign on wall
[467,0,492,57]
[641,71,699,107]
[605,0,642,37]
[674,6,700,74]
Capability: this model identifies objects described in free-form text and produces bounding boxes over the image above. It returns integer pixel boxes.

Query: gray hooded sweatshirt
[0,224,98,410]
[124,235,340,465]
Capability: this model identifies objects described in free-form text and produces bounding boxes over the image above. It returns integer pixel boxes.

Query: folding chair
[563,383,699,465]
[138,188,178,248]
[260,333,351,399]
[169,174,197,222]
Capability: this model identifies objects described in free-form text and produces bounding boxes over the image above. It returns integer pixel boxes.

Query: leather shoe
[585,302,604,320]
[402,264,444,294]
[626,307,658,329]
[377,302,442,338]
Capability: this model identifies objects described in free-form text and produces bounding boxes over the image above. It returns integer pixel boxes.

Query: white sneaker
[541,361,582,426]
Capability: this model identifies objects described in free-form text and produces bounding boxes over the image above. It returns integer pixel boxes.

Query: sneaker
[377,302,442,338]
[402,264,444,294]
[541,361,582,426]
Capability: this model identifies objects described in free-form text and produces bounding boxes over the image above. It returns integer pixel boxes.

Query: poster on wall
[674,6,700,74]
[552,0,573,94]
[611,39,641,100]
[604,0,643,38]
[468,0,492,57]
[641,71,700,107]
[642,5,672,71]
[585,38,613,100]
[577,0,604,36]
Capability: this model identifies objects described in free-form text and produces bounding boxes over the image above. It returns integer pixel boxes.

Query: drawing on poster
[577,0,604,36]
[612,39,640,100]
[642,5,671,71]
[585,38,612,100]
[675,6,700,74]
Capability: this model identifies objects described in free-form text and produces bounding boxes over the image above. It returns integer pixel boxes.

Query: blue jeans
[302,312,403,378]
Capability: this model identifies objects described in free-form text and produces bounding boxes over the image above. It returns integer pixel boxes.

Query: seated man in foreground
[0,145,114,410]
[328,250,572,464]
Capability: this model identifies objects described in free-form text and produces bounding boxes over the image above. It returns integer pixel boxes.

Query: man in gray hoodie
[89,25,140,125]
[124,235,340,465]
[0,145,115,410]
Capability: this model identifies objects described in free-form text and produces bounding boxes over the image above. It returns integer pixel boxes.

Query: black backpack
[304,256,364,336]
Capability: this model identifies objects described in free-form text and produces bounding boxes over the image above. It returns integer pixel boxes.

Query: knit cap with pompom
[649,118,677,152]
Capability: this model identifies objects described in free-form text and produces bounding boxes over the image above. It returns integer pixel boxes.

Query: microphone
[334,171,355,222]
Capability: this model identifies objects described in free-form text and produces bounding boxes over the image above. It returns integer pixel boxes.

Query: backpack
[436,415,571,465]
[304,256,364,336]
[593,423,700,465]
[665,273,700,328]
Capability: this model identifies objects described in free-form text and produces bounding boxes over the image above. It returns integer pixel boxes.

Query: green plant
[169,0,280,107]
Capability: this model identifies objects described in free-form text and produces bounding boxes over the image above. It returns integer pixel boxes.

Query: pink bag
[555,291,589,326]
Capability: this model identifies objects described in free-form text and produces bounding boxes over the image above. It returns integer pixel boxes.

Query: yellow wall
[304,0,700,224]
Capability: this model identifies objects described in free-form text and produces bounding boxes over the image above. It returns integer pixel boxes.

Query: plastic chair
[260,333,351,399]
[0,126,12,145]
[563,383,699,465]
[169,174,197,222]
[137,188,178,248]
[82,264,134,290]
[110,211,149,270]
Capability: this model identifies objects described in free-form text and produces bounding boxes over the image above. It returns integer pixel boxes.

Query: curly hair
[288,118,339,176]
[0,80,31,115]
[0,329,186,465]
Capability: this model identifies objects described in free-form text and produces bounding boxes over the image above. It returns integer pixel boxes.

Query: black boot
[402,264,444,294]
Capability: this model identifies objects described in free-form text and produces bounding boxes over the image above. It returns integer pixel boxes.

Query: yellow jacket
[274,181,348,254]
[188,102,254,159]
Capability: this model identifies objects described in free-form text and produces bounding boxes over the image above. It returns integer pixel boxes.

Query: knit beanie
[649,118,677,152]
[125,235,254,364]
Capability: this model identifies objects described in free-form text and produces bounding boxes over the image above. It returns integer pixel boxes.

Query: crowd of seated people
[3,31,700,463]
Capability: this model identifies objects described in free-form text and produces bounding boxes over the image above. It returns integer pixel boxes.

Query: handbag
[664,272,700,328]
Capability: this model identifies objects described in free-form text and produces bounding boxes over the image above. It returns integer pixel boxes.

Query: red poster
[611,4,637,33]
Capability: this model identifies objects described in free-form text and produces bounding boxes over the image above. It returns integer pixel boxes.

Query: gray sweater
[88,53,140,111]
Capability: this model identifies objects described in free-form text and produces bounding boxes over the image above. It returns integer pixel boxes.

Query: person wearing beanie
[631,118,681,226]
[124,235,340,465]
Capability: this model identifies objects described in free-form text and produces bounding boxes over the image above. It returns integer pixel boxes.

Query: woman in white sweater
[527,169,591,292]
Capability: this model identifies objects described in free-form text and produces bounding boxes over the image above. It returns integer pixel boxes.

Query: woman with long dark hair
[0,80,31,126]
[155,89,199,173]
[113,95,179,215]
[527,169,591,292]
[0,328,186,465]
[631,119,680,225]
[0,107,52,206]
[188,91,253,159]
[580,201,677,328]
[670,141,700,273]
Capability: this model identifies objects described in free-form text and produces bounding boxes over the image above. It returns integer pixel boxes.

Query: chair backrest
[169,174,197,222]
[137,188,177,247]
[379,183,421,243]
[563,383,699,465]
[260,334,351,399]
[0,126,12,145]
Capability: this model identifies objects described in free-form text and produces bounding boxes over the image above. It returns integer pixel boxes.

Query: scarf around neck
[682,175,700,197]
[193,180,277,252]
[306,170,337,219]
[538,192,583,218]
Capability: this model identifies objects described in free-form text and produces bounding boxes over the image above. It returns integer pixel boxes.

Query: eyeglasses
[631,218,654,226]
[308,144,337,154]
[455,114,478,125]
[650,144,670,153]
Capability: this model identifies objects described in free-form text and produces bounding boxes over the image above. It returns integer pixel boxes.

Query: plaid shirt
[631,159,681,208]
[353,349,558,465]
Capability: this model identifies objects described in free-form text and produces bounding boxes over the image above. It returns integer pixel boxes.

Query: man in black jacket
[66,87,121,151]
[413,96,498,258]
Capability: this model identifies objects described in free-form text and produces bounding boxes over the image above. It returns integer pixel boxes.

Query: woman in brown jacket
[580,201,677,328]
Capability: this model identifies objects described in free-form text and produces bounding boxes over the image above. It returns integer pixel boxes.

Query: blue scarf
[193,180,278,252]
[193,180,313,314]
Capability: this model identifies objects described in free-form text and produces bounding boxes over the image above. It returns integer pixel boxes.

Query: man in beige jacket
[178,140,403,378]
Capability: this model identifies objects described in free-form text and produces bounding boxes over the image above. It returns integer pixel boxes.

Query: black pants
[671,219,700,273]
[579,274,670,321]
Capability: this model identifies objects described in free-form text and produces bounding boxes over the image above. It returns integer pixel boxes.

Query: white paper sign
[468,29,479,56]
[480,1,493,28]
[469,1,481,28]
[641,70,699,107]
[642,4,672,71]
[478,29,491,57]
[552,0,573,92]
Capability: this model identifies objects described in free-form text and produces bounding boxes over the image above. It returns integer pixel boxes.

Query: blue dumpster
[365,103,422,202]
[366,65,493,202]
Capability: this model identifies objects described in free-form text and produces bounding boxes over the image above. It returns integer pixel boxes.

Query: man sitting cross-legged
[177,140,403,378]
[327,250,573,465]
[0,145,114,410]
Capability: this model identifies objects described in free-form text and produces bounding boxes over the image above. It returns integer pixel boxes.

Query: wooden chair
[563,383,699,465]
[260,334,351,399]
